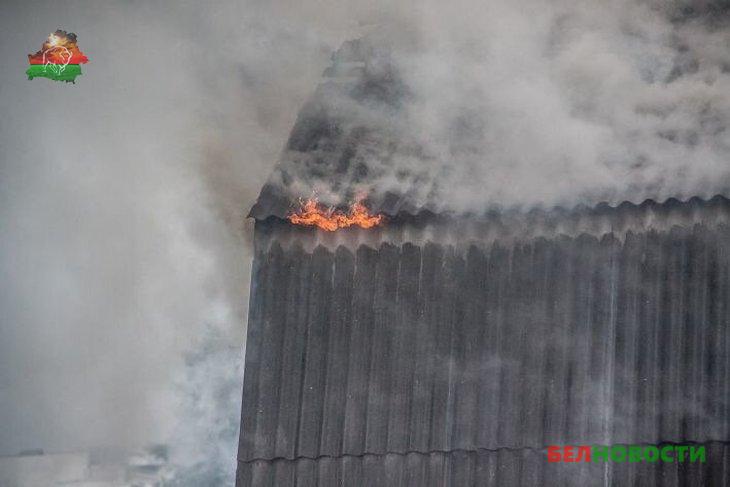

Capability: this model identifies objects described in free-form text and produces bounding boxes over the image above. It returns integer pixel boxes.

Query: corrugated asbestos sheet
[236,446,730,486]
[237,206,730,486]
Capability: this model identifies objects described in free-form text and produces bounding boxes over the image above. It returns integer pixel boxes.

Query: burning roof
[248,35,423,221]
[249,33,730,224]
[287,198,384,231]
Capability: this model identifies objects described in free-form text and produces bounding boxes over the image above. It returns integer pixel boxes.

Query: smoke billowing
[0,0,340,463]
[399,0,730,211]
[1,0,730,483]
[262,0,730,215]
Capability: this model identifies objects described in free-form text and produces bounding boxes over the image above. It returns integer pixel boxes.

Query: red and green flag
[27,30,89,83]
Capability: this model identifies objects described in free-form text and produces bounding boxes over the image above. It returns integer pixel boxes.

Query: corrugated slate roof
[237,444,729,487]
[237,199,730,486]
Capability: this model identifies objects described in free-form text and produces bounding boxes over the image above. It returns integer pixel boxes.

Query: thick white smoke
[266,0,730,214]
[393,0,730,211]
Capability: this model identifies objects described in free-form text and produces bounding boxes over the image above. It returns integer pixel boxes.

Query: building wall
[237,215,730,486]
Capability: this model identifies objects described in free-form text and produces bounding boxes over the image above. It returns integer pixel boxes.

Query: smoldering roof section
[248,34,416,221]
[250,7,730,218]
[252,195,730,253]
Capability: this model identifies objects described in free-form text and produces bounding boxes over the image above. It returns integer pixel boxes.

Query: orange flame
[288,198,384,231]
